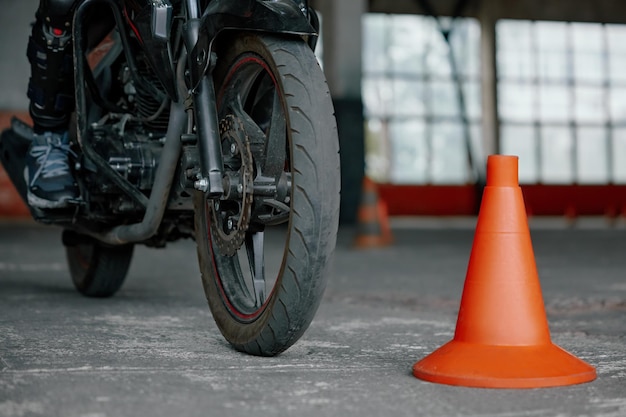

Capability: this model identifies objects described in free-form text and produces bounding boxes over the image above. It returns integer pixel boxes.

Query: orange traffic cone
[353,177,393,248]
[413,155,596,388]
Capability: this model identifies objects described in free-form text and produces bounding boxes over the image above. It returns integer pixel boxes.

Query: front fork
[183,0,224,198]
[181,0,314,200]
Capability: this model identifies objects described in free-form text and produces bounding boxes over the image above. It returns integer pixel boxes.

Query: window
[362,14,482,184]
[363,16,626,186]
[497,20,626,184]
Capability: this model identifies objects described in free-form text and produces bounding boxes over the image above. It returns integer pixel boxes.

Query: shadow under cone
[412,155,597,388]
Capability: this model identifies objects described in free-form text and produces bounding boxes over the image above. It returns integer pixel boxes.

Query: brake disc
[210,114,254,256]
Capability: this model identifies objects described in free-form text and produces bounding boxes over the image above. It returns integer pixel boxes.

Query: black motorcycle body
[0,0,340,356]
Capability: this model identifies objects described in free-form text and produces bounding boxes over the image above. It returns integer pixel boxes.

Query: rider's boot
[24,131,79,209]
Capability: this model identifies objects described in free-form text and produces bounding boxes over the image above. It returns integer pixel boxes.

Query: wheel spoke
[245,231,266,307]
[232,77,286,179]
[262,89,287,178]
[230,94,266,145]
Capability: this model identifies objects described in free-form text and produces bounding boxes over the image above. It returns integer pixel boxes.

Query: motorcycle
[0,0,341,356]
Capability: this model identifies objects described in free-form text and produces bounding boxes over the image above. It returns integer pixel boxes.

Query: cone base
[413,340,596,388]
[353,235,393,248]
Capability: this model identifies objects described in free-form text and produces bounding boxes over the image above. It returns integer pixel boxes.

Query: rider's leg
[25,0,79,209]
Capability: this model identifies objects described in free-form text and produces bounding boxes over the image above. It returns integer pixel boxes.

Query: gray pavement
[0,218,625,417]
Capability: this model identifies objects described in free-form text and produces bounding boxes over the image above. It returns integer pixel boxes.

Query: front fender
[188,0,316,88]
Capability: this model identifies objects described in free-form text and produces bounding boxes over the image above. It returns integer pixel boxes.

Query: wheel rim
[206,53,292,321]
[75,244,94,271]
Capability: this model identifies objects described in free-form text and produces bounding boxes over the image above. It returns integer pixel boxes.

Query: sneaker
[24,131,79,209]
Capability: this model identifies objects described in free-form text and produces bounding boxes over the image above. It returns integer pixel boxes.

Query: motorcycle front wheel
[194,33,340,356]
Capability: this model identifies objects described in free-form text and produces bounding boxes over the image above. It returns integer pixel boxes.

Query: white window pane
[450,20,482,78]
[425,51,453,79]
[612,128,626,183]
[499,83,535,122]
[574,52,604,84]
[430,81,459,118]
[539,85,570,122]
[430,122,469,184]
[536,22,569,81]
[537,51,569,81]
[389,121,428,184]
[572,22,603,52]
[536,21,568,51]
[362,14,388,73]
[606,25,626,84]
[497,20,534,81]
[500,124,538,183]
[606,25,626,53]
[365,118,390,182]
[389,15,430,75]
[609,87,626,122]
[498,50,535,80]
[424,26,453,78]
[609,54,626,84]
[497,20,533,51]
[393,79,426,117]
[362,77,392,117]
[463,81,482,119]
[469,123,485,173]
[575,86,606,123]
[540,126,574,184]
[577,127,609,184]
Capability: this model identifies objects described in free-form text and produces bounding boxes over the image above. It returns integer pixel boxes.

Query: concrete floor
[0,218,625,417]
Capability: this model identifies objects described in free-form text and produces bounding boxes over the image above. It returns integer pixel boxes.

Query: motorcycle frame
[71,0,316,245]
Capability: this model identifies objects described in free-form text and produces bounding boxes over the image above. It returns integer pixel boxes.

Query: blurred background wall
[2,0,626,220]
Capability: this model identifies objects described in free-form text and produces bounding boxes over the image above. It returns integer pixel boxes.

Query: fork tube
[184,0,224,198]
[193,75,225,198]
[185,0,200,19]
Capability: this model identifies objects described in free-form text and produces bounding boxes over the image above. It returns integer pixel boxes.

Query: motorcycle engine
[90,124,163,192]
[83,42,173,211]
[86,66,168,194]
[132,57,171,131]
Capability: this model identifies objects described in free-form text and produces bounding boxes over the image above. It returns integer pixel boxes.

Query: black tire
[194,34,340,356]
[64,231,134,298]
